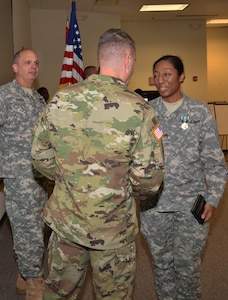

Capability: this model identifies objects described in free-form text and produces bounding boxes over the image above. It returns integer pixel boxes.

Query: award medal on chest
[181,115,189,130]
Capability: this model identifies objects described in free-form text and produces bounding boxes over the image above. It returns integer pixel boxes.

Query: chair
[207,102,216,119]
[214,102,228,152]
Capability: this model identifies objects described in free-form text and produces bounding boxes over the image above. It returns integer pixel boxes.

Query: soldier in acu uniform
[140,55,227,300]
[0,49,48,299]
[31,28,164,299]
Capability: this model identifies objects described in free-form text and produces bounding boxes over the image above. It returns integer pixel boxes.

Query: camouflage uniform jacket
[150,94,227,212]
[31,74,164,250]
[0,79,46,177]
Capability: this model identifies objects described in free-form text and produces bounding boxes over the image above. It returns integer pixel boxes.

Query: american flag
[65,17,69,43]
[59,1,84,88]
[153,125,163,140]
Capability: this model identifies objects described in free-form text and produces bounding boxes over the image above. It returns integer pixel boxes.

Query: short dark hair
[13,49,23,63]
[37,87,48,94]
[84,66,97,72]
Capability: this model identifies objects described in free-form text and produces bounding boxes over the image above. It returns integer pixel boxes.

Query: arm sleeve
[200,107,227,207]
[0,93,6,126]
[129,106,164,199]
[31,112,56,180]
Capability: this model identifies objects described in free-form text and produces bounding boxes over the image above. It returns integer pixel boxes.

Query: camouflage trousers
[4,174,47,278]
[140,209,209,300]
[44,232,136,299]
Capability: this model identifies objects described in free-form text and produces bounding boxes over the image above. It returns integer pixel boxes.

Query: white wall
[207,27,228,102]
[122,21,207,102]
[30,10,207,101]
[12,0,32,52]
[30,9,120,96]
[10,2,228,103]
[0,0,14,85]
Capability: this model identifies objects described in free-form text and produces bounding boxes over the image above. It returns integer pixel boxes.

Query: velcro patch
[152,124,163,140]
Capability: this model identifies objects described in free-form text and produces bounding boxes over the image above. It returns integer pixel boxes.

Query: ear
[180,72,185,83]
[149,76,155,85]
[124,54,130,71]
[12,63,18,74]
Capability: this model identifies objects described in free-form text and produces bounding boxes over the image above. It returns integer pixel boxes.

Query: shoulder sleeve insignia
[152,124,163,140]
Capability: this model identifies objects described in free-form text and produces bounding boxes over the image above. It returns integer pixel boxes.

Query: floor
[0,176,228,299]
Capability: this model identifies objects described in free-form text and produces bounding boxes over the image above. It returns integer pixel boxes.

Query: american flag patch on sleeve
[152,124,163,140]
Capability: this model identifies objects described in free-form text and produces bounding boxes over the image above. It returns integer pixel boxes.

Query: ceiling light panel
[140,4,189,12]
[95,0,118,5]
[207,19,228,25]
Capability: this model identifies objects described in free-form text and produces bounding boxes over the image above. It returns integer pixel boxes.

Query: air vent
[95,0,118,5]
[177,14,217,19]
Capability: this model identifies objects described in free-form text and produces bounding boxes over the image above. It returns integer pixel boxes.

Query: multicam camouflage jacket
[31,74,164,249]
[0,79,46,177]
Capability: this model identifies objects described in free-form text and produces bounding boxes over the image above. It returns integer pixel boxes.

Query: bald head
[12,49,39,88]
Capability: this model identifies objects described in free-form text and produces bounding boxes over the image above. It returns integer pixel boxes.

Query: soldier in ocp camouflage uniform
[140,55,227,300]
[31,28,164,299]
[0,49,48,299]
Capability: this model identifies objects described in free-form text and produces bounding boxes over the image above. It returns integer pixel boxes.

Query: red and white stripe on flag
[59,1,84,88]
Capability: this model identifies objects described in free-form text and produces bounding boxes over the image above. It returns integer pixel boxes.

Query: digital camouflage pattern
[31,74,164,250]
[141,94,227,299]
[0,79,48,277]
[141,210,209,300]
[0,79,46,177]
[149,94,227,212]
[4,175,47,278]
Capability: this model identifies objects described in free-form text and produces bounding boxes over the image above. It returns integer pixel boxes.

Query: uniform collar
[87,74,126,87]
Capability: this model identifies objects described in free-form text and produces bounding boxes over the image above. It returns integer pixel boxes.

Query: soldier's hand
[201,203,215,222]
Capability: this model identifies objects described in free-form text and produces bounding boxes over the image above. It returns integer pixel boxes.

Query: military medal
[181,116,189,130]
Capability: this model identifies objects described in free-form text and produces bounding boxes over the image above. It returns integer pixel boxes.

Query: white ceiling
[28,0,228,25]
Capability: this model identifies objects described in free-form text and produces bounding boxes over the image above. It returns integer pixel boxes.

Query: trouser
[44,232,136,299]
[140,210,209,300]
[4,174,47,278]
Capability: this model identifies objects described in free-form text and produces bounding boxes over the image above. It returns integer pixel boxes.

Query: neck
[162,92,183,103]
[15,78,33,89]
